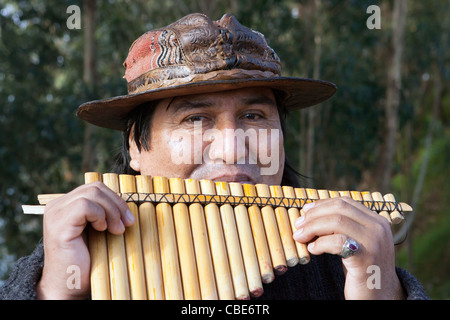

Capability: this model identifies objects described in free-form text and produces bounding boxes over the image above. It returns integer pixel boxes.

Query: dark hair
[111,92,303,187]
[274,92,303,188]
[111,100,158,175]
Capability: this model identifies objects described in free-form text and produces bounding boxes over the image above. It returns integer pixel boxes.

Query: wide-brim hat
[77,13,337,131]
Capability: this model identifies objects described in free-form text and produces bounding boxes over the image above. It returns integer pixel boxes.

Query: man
[1,13,428,300]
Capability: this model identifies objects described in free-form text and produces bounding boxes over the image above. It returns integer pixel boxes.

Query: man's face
[129,87,285,186]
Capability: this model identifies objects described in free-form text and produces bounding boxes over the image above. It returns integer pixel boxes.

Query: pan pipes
[23,172,412,300]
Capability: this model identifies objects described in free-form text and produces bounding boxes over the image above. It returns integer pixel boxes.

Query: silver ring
[340,238,359,259]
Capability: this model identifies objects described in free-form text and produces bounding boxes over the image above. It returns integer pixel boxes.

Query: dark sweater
[0,242,430,300]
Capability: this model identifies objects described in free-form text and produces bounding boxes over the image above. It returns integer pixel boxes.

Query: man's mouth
[210,174,254,185]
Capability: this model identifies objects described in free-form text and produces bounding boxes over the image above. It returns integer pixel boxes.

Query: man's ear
[128,135,141,172]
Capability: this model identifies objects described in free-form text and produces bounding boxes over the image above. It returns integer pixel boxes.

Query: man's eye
[186,115,205,122]
[243,113,261,120]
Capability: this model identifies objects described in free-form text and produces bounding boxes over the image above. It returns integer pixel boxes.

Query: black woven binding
[121,192,405,215]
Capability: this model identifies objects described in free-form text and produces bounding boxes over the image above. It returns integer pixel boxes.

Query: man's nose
[205,119,248,165]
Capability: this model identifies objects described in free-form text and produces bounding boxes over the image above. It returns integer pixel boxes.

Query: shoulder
[0,242,44,300]
[396,267,431,300]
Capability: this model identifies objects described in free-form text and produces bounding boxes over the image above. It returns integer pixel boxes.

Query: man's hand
[36,181,135,299]
[293,197,406,300]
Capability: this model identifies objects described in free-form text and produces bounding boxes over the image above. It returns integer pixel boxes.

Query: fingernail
[118,220,125,232]
[307,242,315,251]
[295,215,305,228]
[293,228,303,240]
[303,202,315,212]
[124,209,135,224]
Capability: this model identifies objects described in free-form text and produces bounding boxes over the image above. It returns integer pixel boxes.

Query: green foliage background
[1,0,448,298]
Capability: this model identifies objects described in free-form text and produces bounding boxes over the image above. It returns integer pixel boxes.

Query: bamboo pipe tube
[339,190,351,197]
[282,186,310,264]
[384,194,404,224]
[153,176,183,300]
[299,188,319,217]
[350,190,381,215]
[135,175,164,299]
[371,192,393,224]
[85,172,110,300]
[200,180,234,300]
[317,189,330,200]
[328,190,341,198]
[254,184,287,275]
[360,191,375,208]
[294,188,309,207]
[169,178,201,300]
[296,188,321,261]
[306,188,320,201]
[305,188,321,210]
[215,181,250,300]
[102,173,130,300]
[119,174,147,300]
[350,191,363,202]
[361,191,392,223]
[185,179,218,300]
[228,182,264,297]
[350,190,380,219]
[295,188,312,262]
[269,186,299,267]
[242,184,275,284]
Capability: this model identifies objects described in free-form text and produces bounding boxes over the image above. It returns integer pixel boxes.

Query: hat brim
[76,77,336,131]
